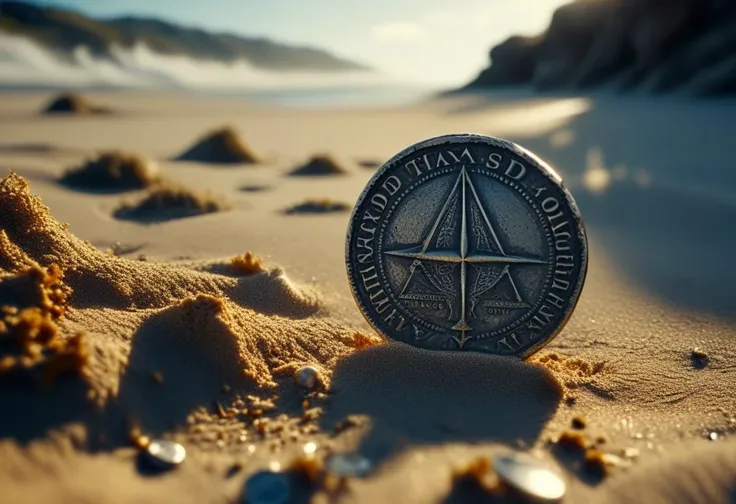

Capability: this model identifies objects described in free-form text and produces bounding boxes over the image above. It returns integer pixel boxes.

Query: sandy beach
[1,90,735,504]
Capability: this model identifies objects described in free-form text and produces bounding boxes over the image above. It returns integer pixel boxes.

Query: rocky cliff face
[464,0,736,95]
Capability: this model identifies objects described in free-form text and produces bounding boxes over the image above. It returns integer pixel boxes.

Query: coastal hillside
[0,1,366,72]
[463,0,736,95]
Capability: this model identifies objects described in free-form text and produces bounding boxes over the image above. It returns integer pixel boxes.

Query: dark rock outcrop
[41,93,112,115]
[463,0,736,96]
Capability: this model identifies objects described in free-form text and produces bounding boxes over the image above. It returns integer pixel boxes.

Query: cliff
[463,0,736,95]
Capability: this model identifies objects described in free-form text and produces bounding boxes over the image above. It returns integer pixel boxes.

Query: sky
[40,0,569,87]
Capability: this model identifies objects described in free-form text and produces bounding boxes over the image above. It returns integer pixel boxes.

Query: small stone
[145,439,186,469]
[243,470,290,504]
[325,453,372,478]
[295,366,319,389]
[571,416,586,430]
[708,432,718,441]
[493,452,566,502]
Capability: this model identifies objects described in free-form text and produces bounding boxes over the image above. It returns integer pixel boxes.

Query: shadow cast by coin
[322,343,562,463]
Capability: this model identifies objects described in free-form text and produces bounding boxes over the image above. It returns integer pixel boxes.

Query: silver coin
[493,452,566,502]
[294,365,319,389]
[243,470,291,504]
[145,439,186,469]
[346,134,587,357]
[325,453,373,477]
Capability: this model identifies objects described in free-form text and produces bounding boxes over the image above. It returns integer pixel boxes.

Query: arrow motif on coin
[384,166,546,348]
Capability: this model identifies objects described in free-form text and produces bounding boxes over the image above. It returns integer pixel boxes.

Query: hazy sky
[41,0,568,86]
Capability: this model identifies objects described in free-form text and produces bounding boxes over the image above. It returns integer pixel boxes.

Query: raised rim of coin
[345,133,587,358]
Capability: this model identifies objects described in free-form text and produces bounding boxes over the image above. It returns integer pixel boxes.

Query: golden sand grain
[230,252,266,275]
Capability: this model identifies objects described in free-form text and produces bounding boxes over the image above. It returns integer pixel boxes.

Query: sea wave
[0,33,386,90]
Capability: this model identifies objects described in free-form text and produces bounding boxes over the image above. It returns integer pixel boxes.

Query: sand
[0,90,735,504]
[61,151,160,191]
[289,154,351,176]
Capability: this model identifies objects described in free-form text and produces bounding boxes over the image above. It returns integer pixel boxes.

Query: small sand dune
[41,93,112,115]
[113,183,230,222]
[289,154,349,176]
[175,126,260,164]
[60,152,159,192]
[284,198,352,214]
[0,173,367,445]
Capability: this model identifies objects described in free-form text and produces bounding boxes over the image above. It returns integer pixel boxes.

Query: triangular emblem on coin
[385,166,545,348]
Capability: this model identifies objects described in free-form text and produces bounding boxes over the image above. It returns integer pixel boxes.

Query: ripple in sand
[289,154,349,176]
[284,198,351,215]
[60,151,160,192]
[41,93,113,115]
[114,183,231,222]
[175,126,261,164]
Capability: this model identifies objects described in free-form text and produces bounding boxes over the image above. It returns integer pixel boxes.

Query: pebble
[243,470,290,504]
[295,366,319,389]
[325,453,373,478]
[145,439,186,469]
[492,452,566,502]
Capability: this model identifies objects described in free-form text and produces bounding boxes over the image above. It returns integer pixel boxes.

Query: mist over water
[0,33,435,105]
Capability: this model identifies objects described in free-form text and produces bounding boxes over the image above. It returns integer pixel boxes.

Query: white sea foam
[0,33,385,90]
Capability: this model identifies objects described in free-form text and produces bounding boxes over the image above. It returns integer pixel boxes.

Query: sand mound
[0,173,318,316]
[285,198,352,214]
[114,183,230,222]
[175,127,260,164]
[0,265,87,385]
[289,154,349,176]
[41,93,112,115]
[60,152,159,191]
[0,172,364,446]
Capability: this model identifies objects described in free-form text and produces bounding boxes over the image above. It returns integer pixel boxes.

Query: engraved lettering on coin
[346,134,587,357]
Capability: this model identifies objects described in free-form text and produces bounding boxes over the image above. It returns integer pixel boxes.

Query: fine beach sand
[1,90,735,504]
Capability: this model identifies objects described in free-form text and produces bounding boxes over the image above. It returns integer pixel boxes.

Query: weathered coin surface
[346,134,587,357]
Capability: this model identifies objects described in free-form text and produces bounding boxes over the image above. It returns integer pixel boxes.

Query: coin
[345,134,587,357]
[144,439,186,469]
[493,452,566,501]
